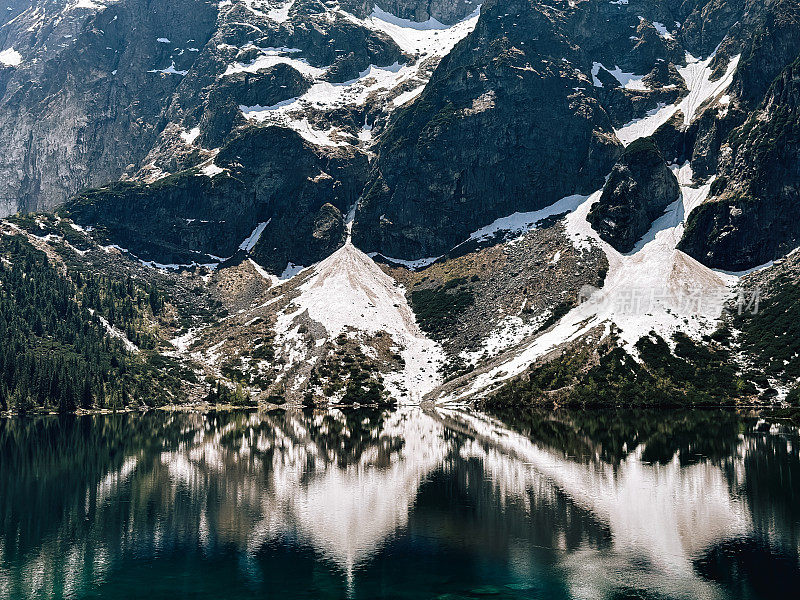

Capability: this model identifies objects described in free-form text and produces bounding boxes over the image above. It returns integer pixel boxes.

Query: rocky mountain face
[0,0,427,217]
[4,0,800,406]
[340,0,481,24]
[588,138,680,253]
[679,58,800,270]
[678,3,800,270]
[65,126,368,272]
[5,0,795,271]
[0,0,219,215]
[351,0,624,259]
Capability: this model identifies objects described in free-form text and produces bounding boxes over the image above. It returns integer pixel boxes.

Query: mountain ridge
[2,0,800,412]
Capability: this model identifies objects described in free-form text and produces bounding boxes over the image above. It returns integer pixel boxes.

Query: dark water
[0,408,798,600]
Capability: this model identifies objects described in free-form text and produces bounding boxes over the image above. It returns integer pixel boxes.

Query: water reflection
[0,408,798,599]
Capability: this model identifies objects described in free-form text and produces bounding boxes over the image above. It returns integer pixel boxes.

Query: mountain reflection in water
[0,408,798,599]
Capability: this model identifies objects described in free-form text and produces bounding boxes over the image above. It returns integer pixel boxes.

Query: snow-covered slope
[615,52,741,145]
[240,5,480,146]
[275,242,445,400]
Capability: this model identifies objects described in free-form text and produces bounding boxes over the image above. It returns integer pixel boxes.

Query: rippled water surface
[0,408,798,599]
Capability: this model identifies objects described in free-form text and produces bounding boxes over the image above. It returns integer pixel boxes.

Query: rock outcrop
[340,0,480,24]
[0,0,219,215]
[0,0,404,216]
[63,126,369,274]
[588,138,680,253]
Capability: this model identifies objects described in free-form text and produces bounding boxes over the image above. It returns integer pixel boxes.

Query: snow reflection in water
[0,408,797,599]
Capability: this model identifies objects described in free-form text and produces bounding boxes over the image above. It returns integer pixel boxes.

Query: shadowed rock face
[340,0,481,24]
[0,0,404,217]
[198,64,313,148]
[679,59,800,271]
[4,0,800,276]
[588,138,680,253]
[63,127,368,273]
[351,0,623,260]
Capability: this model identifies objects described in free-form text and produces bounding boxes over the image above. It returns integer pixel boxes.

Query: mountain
[2,0,800,413]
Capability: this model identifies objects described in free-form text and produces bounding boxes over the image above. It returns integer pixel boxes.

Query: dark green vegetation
[307,334,393,406]
[0,232,192,414]
[732,272,800,382]
[410,278,474,337]
[482,331,761,412]
[487,407,750,466]
[203,380,257,407]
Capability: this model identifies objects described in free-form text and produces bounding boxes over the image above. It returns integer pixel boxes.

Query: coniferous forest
[0,234,186,413]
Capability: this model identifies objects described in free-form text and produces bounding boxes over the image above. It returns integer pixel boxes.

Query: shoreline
[0,398,404,418]
[1,402,798,422]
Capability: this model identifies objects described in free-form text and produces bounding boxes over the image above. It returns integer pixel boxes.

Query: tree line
[0,234,169,413]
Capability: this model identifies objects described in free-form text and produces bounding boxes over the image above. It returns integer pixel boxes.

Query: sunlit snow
[0,48,22,66]
[616,52,741,145]
[275,242,445,400]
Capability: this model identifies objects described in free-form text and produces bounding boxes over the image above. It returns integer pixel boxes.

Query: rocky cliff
[680,57,800,270]
[64,126,369,273]
[675,0,800,270]
[351,0,624,260]
[0,0,219,215]
[588,138,680,253]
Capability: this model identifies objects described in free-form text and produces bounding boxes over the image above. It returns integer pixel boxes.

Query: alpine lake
[0,407,798,599]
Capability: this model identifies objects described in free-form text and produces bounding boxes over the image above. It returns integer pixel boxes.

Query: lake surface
[0,408,798,600]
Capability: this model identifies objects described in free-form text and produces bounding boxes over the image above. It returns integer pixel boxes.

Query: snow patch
[368,253,440,270]
[181,127,201,145]
[223,52,323,78]
[148,61,188,76]
[279,262,305,280]
[239,221,270,252]
[200,163,225,178]
[592,62,648,90]
[359,5,480,56]
[652,21,673,40]
[615,52,741,145]
[70,0,104,9]
[94,312,139,354]
[267,0,295,22]
[466,194,588,243]
[446,164,741,401]
[0,48,22,66]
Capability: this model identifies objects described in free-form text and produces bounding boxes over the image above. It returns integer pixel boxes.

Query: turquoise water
[0,408,798,599]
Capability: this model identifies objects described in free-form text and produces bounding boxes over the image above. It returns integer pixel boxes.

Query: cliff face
[340,0,481,24]
[0,0,407,216]
[5,0,800,275]
[676,1,800,270]
[679,58,800,270]
[351,0,624,260]
[0,0,219,215]
[589,139,680,253]
[64,126,369,273]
